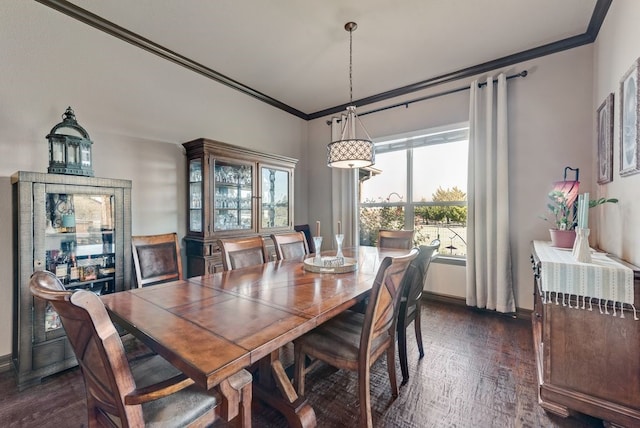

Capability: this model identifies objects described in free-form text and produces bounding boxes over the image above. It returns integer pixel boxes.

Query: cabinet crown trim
[183,138,298,165]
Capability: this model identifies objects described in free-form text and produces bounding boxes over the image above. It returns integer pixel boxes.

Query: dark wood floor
[0,300,604,427]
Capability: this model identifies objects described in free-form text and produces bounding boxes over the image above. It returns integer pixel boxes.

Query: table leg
[254,350,317,428]
[219,371,253,428]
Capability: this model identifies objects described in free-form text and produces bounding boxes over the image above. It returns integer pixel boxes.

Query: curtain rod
[327,70,528,124]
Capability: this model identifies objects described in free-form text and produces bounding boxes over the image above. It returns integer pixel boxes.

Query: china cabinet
[12,171,131,390]
[531,241,640,427]
[183,138,297,276]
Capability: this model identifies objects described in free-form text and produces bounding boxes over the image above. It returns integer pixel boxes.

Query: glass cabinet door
[213,160,253,231]
[44,192,116,298]
[260,166,290,229]
[188,159,203,232]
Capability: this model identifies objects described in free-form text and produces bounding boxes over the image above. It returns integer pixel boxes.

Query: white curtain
[466,74,515,313]
[330,116,359,248]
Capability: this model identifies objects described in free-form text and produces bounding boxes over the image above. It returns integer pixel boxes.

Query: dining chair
[293,248,419,428]
[377,229,414,249]
[131,232,182,288]
[218,235,268,271]
[271,231,309,260]
[294,224,316,253]
[397,239,440,385]
[29,270,252,428]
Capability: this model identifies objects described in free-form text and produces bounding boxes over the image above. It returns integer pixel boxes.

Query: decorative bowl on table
[303,256,358,273]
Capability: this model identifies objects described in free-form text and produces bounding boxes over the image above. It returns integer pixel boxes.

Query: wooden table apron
[101,246,409,426]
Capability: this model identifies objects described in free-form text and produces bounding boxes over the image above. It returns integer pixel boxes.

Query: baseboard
[422,291,467,308]
[422,291,532,321]
[0,354,12,373]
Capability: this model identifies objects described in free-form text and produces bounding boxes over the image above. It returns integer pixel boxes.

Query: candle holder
[313,236,323,265]
[572,227,591,263]
[335,234,344,259]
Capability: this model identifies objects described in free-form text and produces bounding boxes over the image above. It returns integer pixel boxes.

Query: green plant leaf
[588,198,619,208]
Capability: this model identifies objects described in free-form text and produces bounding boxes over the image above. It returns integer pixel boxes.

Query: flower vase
[572,227,591,263]
[313,236,323,265]
[335,234,344,259]
[549,229,576,249]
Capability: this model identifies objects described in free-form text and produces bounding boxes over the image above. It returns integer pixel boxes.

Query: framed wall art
[619,57,640,176]
[597,93,614,184]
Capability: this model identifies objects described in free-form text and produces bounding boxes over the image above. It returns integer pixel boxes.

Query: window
[359,124,469,259]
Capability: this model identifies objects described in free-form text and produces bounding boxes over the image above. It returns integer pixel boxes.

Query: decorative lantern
[46,106,94,176]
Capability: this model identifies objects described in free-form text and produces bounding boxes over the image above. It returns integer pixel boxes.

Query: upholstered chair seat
[294,311,389,369]
[128,355,221,427]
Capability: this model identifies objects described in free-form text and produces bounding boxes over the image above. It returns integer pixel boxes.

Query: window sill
[433,256,466,267]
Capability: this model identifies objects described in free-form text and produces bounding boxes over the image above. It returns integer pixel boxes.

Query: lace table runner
[533,240,636,319]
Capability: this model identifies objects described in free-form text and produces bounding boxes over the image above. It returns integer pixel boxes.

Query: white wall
[0,1,307,357]
[308,45,595,311]
[592,1,640,266]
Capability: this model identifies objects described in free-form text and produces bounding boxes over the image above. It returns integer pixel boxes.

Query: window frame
[359,123,469,264]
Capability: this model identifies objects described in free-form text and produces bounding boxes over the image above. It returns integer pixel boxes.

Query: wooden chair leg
[294,344,306,396]
[386,346,398,398]
[414,307,424,359]
[398,320,410,385]
[86,396,100,428]
[358,364,373,428]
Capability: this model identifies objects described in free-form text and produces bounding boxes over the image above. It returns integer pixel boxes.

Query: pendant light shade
[327,107,374,168]
[327,22,375,169]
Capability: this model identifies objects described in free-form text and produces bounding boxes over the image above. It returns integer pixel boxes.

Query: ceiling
[41,0,607,120]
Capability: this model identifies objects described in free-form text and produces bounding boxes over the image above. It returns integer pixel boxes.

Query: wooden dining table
[102,246,410,427]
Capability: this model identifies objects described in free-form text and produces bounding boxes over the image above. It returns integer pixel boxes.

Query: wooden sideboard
[531,242,640,427]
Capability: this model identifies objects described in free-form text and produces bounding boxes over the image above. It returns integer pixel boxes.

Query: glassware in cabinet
[189,159,203,232]
[213,160,253,232]
[44,192,117,295]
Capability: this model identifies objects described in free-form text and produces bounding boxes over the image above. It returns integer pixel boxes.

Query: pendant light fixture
[327,22,375,169]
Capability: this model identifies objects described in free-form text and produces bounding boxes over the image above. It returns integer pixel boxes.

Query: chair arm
[124,373,195,405]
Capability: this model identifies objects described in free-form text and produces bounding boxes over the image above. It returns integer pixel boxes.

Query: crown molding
[37,0,611,121]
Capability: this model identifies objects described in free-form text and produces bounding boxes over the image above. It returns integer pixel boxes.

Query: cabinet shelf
[66,276,112,288]
[214,207,252,211]
[45,230,114,237]
[215,181,252,190]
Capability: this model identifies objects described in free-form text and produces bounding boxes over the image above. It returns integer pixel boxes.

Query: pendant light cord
[349,25,353,105]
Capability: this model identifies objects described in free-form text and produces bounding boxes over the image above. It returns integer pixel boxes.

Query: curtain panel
[466,74,516,313]
[330,116,359,248]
